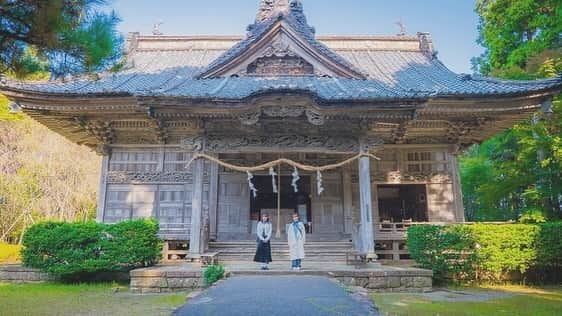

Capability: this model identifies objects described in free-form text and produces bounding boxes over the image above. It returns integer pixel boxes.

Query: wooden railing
[158,223,191,241]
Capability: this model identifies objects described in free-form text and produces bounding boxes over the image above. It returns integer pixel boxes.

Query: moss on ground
[372,285,562,316]
[0,283,187,316]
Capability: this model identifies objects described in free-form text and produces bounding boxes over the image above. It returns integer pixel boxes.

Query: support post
[342,167,353,234]
[449,148,466,222]
[208,159,219,241]
[359,155,376,258]
[189,159,204,255]
[95,146,111,223]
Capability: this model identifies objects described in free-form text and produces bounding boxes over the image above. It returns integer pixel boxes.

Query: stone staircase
[208,241,354,262]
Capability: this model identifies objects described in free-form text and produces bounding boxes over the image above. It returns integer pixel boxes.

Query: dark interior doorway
[377,185,428,222]
[250,176,312,230]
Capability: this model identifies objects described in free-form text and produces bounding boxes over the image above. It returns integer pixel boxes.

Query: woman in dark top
[254,213,273,270]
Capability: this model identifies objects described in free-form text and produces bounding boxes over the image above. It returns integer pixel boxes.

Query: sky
[108,0,484,74]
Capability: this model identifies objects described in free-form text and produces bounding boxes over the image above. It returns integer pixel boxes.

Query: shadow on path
[173,275,379,316]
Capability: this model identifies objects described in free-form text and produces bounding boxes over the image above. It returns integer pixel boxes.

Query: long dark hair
[261,213,270,223]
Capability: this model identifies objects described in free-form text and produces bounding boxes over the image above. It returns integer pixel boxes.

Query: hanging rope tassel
[291,167,300,193]
[317,170,324,196]
[269,167,278,193]
[247,171,258,198]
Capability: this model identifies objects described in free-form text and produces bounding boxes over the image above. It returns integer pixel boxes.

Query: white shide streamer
[269,167,278,193]
[291,167,300,193]
[247,171,258,198]
[317,170,324,195]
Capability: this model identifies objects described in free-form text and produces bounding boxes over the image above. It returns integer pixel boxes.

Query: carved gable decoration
[199,21,365,79]
[246,40,313,76]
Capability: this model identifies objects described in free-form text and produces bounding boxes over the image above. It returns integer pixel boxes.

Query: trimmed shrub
[407,222,562,284]
[203,264,225,286]
[470,224,539,281]
[21,219,162,279]
[407,225,476,283]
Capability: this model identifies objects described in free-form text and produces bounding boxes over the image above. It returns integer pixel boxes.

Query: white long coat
[287,221,306,260]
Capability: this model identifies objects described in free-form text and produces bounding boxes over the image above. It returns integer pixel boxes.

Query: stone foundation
[0,265,56,283]
[130,268,210,293]
[129,263,432,294]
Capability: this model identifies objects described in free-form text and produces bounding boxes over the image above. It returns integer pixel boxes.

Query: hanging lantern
[317,170,324,195]
[269,167,278,193]
[291,167,300,193]
[247,171,258,198]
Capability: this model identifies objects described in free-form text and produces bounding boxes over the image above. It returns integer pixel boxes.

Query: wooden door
[312,173,345,234]
[217,173,250,238]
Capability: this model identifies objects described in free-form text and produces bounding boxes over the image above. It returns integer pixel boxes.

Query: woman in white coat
[288,212,306,270]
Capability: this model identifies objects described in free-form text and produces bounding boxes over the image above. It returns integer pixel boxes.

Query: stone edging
[328,269,433,292]
[0,264,56,283]
[130,267,432,294]
[130,269,224,294]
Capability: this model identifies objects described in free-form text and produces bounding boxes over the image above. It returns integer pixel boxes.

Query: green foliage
[407,223,562,283]
[21,219,162,279]
[407,225,476,283]
[203,264,225,286]
[473,0,562,75]
[465,0,562,222]
[470,224,539,280]
[519,208,548,224]
[535,222,562,267]
[0,0,123,77]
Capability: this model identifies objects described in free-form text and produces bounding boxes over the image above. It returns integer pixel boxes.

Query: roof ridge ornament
[256,0,303,22]
[396,19,407,36]
[152,21,164,36]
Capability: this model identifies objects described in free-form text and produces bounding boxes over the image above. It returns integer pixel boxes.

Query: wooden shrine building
[2,0,561,260]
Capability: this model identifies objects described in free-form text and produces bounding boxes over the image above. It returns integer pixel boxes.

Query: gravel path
[173,276,379,316]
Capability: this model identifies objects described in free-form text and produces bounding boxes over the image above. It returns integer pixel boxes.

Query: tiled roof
[4,42,561,101]
[2,0,561,101]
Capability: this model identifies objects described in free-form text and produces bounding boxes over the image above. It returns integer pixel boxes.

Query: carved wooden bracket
[94,144,112,156]
[183,134,378,153]
[446,118,490,148]
[149,119,169,144]
[391,123,408,144]
[76,118,115,144]
[238,105,325,126]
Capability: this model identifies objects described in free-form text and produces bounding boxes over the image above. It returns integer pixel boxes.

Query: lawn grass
[0,282,187,316]
[0,243,21,263]
[372,285,562,316]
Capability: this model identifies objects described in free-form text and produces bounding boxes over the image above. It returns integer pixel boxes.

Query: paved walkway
[173,276,379,316]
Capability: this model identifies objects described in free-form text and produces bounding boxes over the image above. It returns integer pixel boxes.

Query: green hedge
[22,219,162,279]
[407,222,562,284]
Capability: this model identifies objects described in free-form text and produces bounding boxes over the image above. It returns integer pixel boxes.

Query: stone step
[209,241,354,262]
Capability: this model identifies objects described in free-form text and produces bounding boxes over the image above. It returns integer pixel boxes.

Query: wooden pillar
[96,148,111,223]
[208,159,219,241]
[359,155,376,257]
[342,167,353,234]
[189,159,204,255]
[449,152,466,222]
